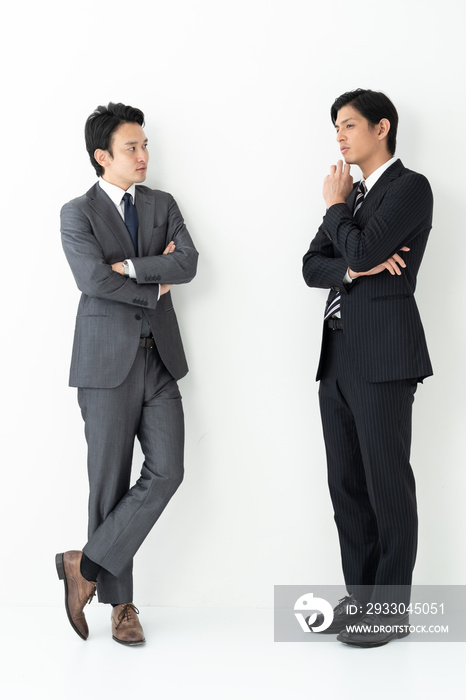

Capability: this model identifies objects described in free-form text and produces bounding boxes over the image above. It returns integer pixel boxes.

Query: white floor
[4,607,463,700]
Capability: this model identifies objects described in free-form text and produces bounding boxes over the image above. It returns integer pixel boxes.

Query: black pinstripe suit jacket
[303,159,433,383]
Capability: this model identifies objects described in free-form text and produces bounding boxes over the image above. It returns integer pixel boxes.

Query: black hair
[330,89,398,156]
[85,102,145,176]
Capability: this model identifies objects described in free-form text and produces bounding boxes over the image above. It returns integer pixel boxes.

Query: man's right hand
[349,247,410,279]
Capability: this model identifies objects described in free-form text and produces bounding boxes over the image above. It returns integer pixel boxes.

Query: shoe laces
[116,603,140,627]
[335,595,355,612]
[87,583,97,605]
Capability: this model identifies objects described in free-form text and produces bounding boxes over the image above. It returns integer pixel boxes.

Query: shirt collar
[363,156,397,193]
[98,178,136,207]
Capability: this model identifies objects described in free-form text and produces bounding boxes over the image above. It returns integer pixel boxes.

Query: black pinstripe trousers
[318,327,418,606]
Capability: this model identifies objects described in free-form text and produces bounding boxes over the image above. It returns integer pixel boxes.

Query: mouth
[340,147,349,154]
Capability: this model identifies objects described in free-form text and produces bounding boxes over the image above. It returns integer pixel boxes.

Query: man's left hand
[323,160,353,208]
[348,247,410,279]
[111,241,176,275]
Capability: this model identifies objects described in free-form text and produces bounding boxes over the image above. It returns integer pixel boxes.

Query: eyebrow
[335,118,356,128]
[123,139,149,145]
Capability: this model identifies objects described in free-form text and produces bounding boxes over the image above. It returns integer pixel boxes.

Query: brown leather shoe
[111,604,146,646]
[56,551,96,640]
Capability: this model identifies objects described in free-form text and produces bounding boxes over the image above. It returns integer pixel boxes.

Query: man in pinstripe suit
[302,89,433,647]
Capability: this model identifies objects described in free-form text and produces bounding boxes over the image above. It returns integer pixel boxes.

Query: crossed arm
[61,196,198,309]
[111,241,176,295]
[347,246,410,279]
[303,160,432,288]
[323,160,411,279]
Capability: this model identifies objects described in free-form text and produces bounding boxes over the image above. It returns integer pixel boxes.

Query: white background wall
[1,0,464,608]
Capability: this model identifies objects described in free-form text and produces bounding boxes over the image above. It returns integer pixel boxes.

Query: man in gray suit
[56,103,198,645]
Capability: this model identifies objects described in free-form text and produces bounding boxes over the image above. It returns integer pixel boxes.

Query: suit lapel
[86,183,137,257]
[354,159,404,223]
[366,159,404,199]
[135,187,155,257]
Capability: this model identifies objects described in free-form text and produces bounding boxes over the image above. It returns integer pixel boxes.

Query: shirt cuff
[126,259,137,278]
[343,269,353,284]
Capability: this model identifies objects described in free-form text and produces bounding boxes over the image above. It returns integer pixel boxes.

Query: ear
[94,148,110,170]
[377,118,391,142]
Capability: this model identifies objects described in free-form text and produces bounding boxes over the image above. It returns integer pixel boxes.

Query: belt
[327,318,343,330]
[139,337,156,348]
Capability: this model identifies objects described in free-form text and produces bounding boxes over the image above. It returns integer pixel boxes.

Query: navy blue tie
[122,192,139,255]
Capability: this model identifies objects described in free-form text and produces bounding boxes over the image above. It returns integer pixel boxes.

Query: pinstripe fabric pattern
[303,160,433,382]
[319,330,417,604]
[302,159,433,606]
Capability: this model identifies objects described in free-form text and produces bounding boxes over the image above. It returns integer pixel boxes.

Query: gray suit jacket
[61,183,198,388]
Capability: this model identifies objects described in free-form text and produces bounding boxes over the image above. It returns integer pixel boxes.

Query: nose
[337,131,345,143]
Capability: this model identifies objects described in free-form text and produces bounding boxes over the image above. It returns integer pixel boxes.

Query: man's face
[99,122,149,190]
[335,104,382,172]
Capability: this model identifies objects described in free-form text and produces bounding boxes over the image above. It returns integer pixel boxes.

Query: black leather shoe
[337,613,410,647]
[309,594,367,634]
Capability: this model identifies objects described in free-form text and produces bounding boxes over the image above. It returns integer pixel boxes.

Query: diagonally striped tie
[353,179,367,215]
[324,291,341,321]
[323,180,367,322]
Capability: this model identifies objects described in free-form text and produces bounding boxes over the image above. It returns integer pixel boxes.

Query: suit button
[135,314,142,320]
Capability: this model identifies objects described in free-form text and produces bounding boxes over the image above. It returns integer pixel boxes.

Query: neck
[101,175,132,191]
[360,152,392,180]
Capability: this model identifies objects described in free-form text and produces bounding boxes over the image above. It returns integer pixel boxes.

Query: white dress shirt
[99,178,137,278]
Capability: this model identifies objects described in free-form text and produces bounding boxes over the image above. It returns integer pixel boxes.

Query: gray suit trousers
[79,345,184,604]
